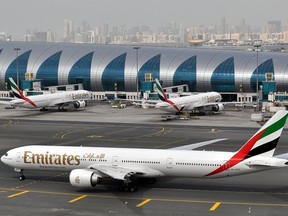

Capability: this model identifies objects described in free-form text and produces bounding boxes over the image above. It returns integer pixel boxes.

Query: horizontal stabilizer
[245,160,275,167]
[275,153,288,160]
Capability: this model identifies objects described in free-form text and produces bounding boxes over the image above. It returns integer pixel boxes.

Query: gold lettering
[23,151,81,166]
[32,154,45,164]
[54,155,61,165]
[67,155,73,165]
[74,155,80,165]
[45,152,49,164]
[62,153,67,165]
[24,151,32,164]
[49,154,53,164]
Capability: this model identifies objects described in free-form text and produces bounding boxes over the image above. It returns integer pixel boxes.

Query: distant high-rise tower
[240,19,245,34]
[103,23,109,37]
[64,19,74,42]
[267,20,282,33]
[220,17,226,35]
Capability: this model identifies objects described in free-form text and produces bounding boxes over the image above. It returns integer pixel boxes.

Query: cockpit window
[5,153,8,157]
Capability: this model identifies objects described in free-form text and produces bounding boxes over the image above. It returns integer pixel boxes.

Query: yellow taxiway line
[136,198,152,207]
[69,195,88,203]
[210,202,221,211]
[7,190,29,198]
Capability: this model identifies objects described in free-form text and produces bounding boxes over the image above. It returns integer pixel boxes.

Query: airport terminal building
[0,42,287,96]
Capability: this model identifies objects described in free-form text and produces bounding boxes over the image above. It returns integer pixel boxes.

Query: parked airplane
[2,111,288,192]
[0,77,92,111]
[153,79,231,114]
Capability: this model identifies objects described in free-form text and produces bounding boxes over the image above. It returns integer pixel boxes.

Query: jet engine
[69,169,101,188]
[212,104,224,112]
[74,100,87,109]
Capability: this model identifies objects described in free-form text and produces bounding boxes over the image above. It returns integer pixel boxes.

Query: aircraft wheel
[19,175,25,181]
[120,182,137,192]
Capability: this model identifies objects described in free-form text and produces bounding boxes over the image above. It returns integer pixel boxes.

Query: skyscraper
[64,19,74,42]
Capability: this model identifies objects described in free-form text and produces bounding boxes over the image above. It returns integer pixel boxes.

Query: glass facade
[250,59,274,92]
[36,51,62,87]
[5,50,32,82]
[102,53,126,91]
[173,56,197,91]
[68,52,94,90]
[211,57,235,92]
[0,42,287,93]
[138,54,161,87]
[5,50,32,81]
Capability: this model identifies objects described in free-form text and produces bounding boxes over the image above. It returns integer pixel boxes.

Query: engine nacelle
[74,100,87,109]
[212,104,224,112]
[69,169,101,188]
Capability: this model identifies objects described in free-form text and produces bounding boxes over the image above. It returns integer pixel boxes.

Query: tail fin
[206,110,288,176]
[237,110,288,158]
[155,79,181,112]
[8,77,37,108]
[8,77,23,99]
[155,79,168,102]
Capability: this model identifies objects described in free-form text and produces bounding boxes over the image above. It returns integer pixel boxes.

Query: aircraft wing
[0,97,15,105]
[0,97,14,101]
[90,164,145,180]
[169,138,227,150]
[131,99,159,107]
[203,102,242,107]
[0,101,11,105]
[0,97,14,105]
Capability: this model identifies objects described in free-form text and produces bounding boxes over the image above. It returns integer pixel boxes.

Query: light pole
[14,48,21,87]
[254,43,261,112]
[133,46,140,99]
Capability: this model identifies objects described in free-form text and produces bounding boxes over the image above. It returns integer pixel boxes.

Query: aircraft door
[166,158,173,169]
[223,160,230,171]
[112,156,118,166]
[16,152,21,162]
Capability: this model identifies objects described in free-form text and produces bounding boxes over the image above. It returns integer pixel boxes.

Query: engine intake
[212,104,224,112]
[74,100,87,109]
[69,169,101,188]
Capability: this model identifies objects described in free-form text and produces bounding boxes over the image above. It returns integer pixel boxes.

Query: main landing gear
[14,168,25,181]
[40,107,48,111]
[58,105,67,112]
[119,180,138,192]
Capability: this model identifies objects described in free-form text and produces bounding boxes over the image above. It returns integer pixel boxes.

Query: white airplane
[149,79,230,114]
[2,111,288,192]
[0,77,92,111]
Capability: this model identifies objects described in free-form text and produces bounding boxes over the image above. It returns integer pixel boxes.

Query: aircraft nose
[1,153,8,164]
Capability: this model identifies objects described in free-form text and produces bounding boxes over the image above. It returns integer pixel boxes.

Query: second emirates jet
[2,111,288,192]
[151,79,242,114]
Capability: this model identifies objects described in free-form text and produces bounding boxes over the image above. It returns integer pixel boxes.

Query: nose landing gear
[14,168,25,180]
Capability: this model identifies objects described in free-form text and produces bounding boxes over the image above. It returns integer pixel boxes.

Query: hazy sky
[1,0,288,37]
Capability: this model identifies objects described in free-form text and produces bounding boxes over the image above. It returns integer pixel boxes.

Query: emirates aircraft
[2,111,288,192]
[0,77,92,111]
[152,79,231,114]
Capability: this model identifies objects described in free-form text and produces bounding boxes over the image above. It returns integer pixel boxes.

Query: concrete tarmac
[0,103,288,216]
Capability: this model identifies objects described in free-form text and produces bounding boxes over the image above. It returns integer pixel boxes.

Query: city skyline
[1,0,288,39]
